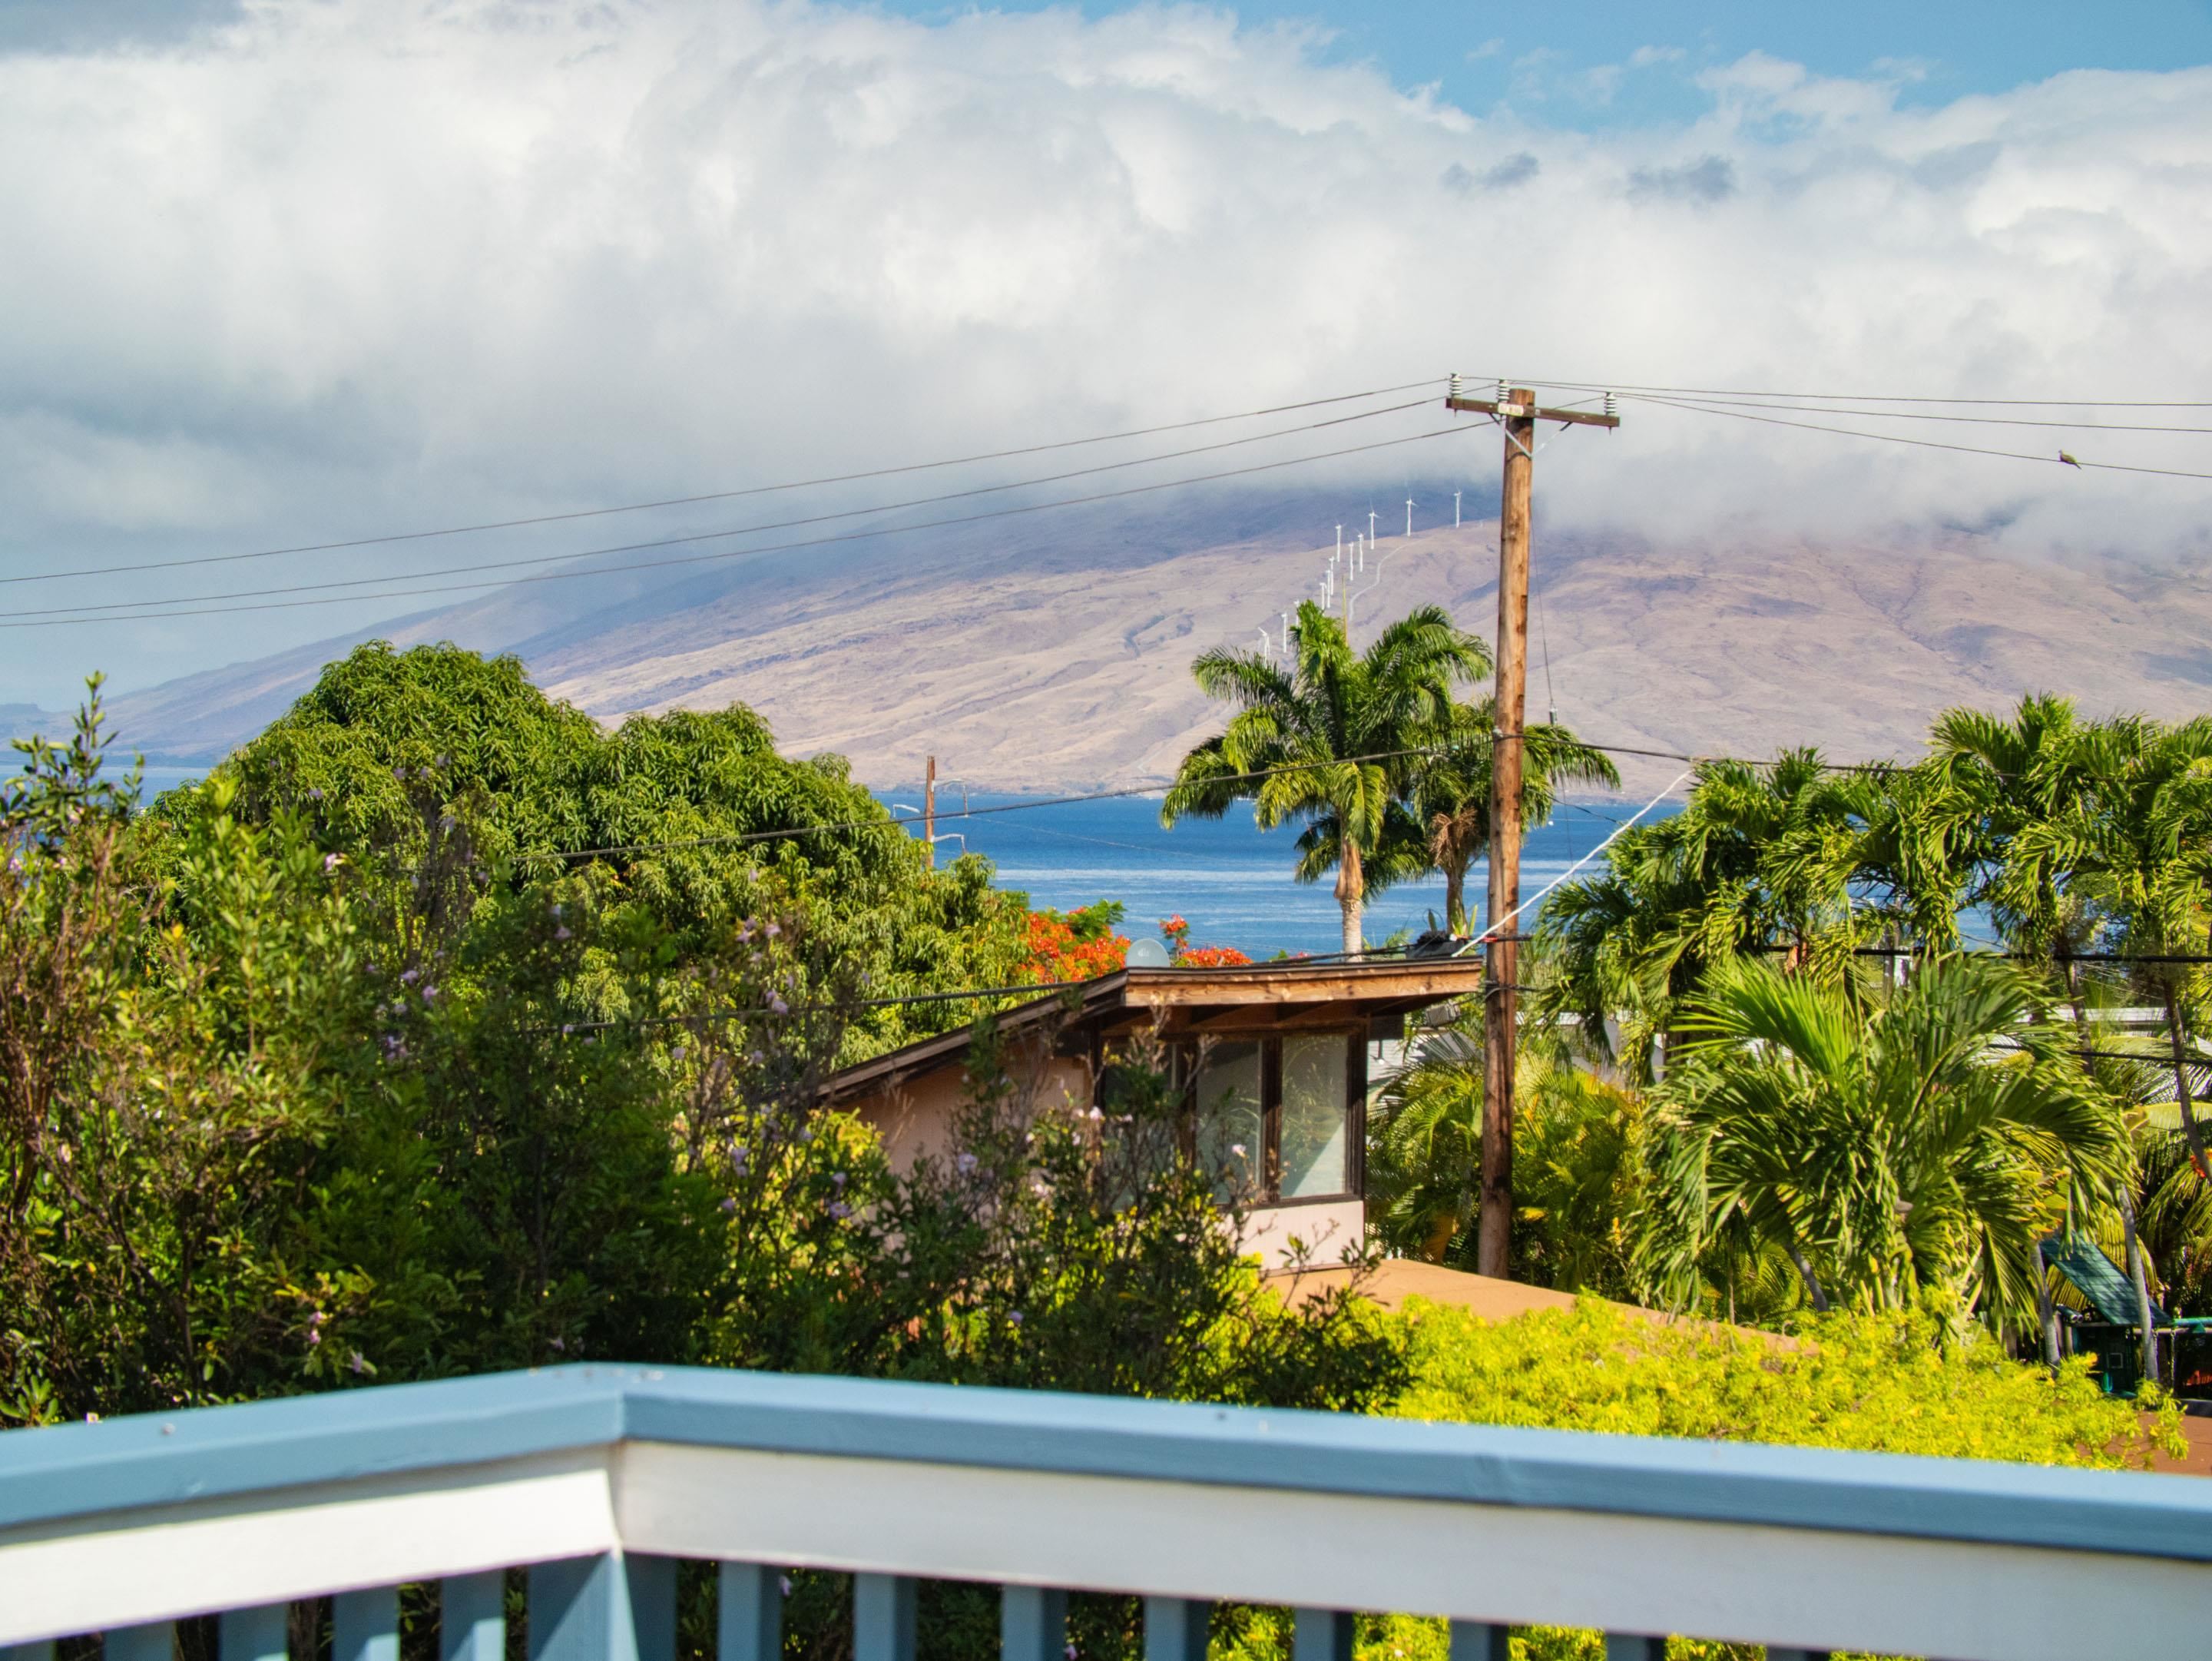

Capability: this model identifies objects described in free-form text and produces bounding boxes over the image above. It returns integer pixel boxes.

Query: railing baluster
[1601,1637,1661,1661]
[107,1623,174,1661]
[718,1564,782,1661]
[220,1603,290,1661]
[1000,1587,1068,1661]
[529,1555,677,1661]
[443,1573,507,1661]
[1446,1621,1509,1661]
[1141,1597,1210,1661]
[853,1575,917,1661]
[335,1589,399,1661]
[1290,1610,1352,1661]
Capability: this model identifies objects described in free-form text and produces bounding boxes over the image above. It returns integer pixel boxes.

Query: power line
[0,377,1449,590]
[1623,393,2212,482]
[1613,392,2212,436]
[0,423,1469,629]
[1525,376,2212,409]
[534,746,1453,862]
[0,399,1438,623]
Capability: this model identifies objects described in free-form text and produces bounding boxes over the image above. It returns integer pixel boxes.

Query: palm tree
[1532,748,1891,1082]
[1641,953,2129,1336]
[2048,714,2212,1177]
[1412,701,1618,934]
[1367,1020,1646,1298]
[1161,601,1486,955]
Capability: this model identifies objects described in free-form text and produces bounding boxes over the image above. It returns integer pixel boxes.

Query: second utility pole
[1443,377,1618,1278]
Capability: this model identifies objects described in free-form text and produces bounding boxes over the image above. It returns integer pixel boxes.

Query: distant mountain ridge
[96,490,2212,796]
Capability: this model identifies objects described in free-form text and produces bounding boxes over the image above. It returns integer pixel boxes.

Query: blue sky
[886,0,2212,123]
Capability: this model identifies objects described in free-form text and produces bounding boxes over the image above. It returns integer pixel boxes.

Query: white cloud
[1,2,2210,695]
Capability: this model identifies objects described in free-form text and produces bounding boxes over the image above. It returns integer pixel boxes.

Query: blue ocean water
[896,791,1668,959]
[124,762,1660,959]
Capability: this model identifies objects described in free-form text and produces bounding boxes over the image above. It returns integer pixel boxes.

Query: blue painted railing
[2,1364,2209,1661]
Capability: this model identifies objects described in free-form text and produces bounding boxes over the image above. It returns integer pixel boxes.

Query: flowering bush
[1161,913,1252,969]
[1019,900,1130,983]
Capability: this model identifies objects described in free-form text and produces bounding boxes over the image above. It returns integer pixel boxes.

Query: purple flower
[720,1196,738,1215]
[549,1337,565,1351]
[306,1328,321,1347]
[308,787,324,801]
[1007,1311,1024,1328]
[830,1171,846,1189]
[400,967,419,984]
[348,1351,367,1375]
[778,1576,793,1599]
[323,853,341,874]
[764,922,781,938]
[766,993,788,1016]
[827,1201,853,1221]
[554,926,572,940]
[956,1152,979,1174]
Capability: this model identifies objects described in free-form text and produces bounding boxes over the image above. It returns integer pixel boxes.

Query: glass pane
[1191,1040,1263,1200]
[1280,1033,1350,1198]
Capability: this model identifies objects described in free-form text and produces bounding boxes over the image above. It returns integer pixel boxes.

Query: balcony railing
[2,1364,2208,1661]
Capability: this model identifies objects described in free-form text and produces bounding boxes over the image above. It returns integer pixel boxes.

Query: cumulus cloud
[0,2,2209,694]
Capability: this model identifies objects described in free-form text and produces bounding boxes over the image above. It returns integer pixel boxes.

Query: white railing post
[220,1604,288,1661]
[107,1623,172,1661]
[853,1575,917,1661]
[1447,1621,1508,1661]
[1142,1598,1209,1661]
[1292,1610,1353,1661]
[443,1573,507,1661]
[1000,1587,1067,1661]
[718,1564,782,1661]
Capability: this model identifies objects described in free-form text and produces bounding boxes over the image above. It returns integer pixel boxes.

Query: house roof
[820,951,1487,1104]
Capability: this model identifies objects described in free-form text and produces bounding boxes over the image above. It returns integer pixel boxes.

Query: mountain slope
[101,502,2212,796]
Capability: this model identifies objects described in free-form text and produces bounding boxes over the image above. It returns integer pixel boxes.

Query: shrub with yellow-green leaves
[1391,1297,2180,1467]
[1212,1298,2181,1661]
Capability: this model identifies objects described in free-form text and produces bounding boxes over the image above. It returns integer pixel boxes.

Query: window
[1278,1033,1351,1199]
[1191,1039,1263,1200]
[1125,1030,1363,1206]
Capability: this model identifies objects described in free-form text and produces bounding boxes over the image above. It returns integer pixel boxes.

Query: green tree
[1534,749,1898,1082]
[1367,1023,1646,1299]
[1642,953,2129,1335]
[1411,701,1617,935]
[1162,602,1486,954]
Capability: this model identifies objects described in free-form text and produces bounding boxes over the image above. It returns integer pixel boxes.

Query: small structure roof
[820,950,1485,1103]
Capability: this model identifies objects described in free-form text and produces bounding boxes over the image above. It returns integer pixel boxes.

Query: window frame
[1150,1029,1366,1208]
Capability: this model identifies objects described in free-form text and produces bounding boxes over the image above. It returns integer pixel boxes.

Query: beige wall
[1239,1199,1366,1271]
[852,1056,1093,1175]
[843,1059,1368,1272]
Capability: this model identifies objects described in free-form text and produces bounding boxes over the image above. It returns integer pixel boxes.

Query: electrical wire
[0,399,1439,623]
[1621,393,2212,481]
[1607,392,2212,436]
[1519,376,2212,409]
[0,423,1470,629]
[0,376,1450,589]
[532,746,1455,862]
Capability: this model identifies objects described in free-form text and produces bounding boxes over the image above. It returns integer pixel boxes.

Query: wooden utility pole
[924,754,937,870]
[1442,377,1619,1278]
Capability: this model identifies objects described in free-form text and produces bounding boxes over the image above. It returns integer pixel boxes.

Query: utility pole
[924,754,937,870]
[1444,376,1619,1279]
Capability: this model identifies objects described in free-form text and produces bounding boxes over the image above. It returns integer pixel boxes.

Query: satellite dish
[1125,939,1172,970]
